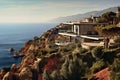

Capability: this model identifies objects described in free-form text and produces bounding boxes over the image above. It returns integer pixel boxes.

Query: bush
[60,55,88,80]
[34,36,39,40]
[72,47,87,54]
[114,37,120,47]
[79,48,88,54]
[109,58,120,80]
[90,59,106,73]
[44,58,59,73]
[91,47,104,59]
[41,50,48,55]
[114,37,120,43]
[51,71,59,80]
[103,47,120,64]
[76,43,81,48]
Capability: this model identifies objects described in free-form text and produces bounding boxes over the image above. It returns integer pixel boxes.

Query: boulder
[9,48,14,52]
[2,72,13,80]
[11,64,17,72]
[19,67,33,80]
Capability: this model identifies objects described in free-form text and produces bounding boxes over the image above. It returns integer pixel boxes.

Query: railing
[55,41,73,46]
[59,30,73,33]
[55,40,73,46]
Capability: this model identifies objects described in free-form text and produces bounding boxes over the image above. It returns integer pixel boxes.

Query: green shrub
[60,55,88,80]
[79,48,88,54]
[114,37,120,47]
[41,50,48,55]
[33,36,39,40]
[109,58,120,80]
[51,71,59,80]
[114,37,120,43]
[103,47,120,64]
[76,43,81,48]
[44,32,49,38]
[91,47,104,59]
[90,59,106,73]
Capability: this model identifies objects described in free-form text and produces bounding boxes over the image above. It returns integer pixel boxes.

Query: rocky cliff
[0,22,120,80]
[0,23,65,80]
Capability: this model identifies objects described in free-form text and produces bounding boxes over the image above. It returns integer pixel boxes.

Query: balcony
[58,30,79,37]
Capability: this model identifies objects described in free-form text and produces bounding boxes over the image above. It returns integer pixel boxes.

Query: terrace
[56,21,106,48]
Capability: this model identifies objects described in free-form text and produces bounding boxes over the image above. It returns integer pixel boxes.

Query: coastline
[0,21,119,79]
[0,23,57,69]
[0,23,61,80]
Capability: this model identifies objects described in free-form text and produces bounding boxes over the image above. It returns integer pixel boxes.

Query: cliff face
[19,25,61,68]
[0,24,64,80]
[1,23,119,80]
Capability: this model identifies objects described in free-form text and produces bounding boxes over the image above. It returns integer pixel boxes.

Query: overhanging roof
[80,35,104,40]
[63,22,107,25]
[59,32,78,37]
[59,32,104,40]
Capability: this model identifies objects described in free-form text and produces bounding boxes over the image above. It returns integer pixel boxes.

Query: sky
[0,0,119,23]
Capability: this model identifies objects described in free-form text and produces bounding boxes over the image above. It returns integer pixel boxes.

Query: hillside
[0,23,120,80]
[0,6,120,80]
[50,6,119,23]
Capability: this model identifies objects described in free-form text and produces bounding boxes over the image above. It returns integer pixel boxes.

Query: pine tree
[51,71,59,80]
[60,56,69,79]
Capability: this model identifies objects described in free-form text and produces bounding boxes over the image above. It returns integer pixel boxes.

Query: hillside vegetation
[0,9,120,80]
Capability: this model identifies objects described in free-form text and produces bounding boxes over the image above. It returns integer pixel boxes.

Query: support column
[74,25,76,34]
[72,25,74,32]
[70,36,72,42]
[77,25,80,35]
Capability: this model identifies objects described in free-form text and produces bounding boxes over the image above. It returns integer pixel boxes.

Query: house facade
[72,22,97,35]
[56,21,106,48]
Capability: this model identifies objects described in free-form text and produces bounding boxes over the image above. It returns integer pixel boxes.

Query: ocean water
[0,23,57,69]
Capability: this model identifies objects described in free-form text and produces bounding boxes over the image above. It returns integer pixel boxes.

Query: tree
[68,55,85,80]
[109,58,120,80]
[91,47,104,59]
[117,7,120,21]
[60,57,69,79]
[51,71,59,80]
[90,59,106,73]
[102,25,120,48]
[116,12,120,21]
[33,36,39,46]
[101,11,116,24]
[95,25,120,49]
[60,54,88,80]
[114,37,120,47]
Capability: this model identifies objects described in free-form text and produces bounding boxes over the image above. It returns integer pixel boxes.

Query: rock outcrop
[90,68,110,80]
[19,67,33,80]
[0,23,64,80]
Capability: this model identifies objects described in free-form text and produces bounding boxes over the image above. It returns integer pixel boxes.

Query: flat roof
[80,35,104,40]
[63,22,107,25]
[59,32,78,37]
[59,32,104,40]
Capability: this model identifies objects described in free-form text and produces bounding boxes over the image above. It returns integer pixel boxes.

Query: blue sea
[0,23,57,69]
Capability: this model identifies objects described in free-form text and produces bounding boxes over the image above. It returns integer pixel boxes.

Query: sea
[0,23,57,69]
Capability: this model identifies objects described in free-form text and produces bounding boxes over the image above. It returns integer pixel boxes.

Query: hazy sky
[0,0,119,23]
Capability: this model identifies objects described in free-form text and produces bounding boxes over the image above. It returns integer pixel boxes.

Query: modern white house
[56,21,106,49]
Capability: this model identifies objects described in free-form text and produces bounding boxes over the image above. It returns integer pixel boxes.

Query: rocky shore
[0,22,120,80]
[0,24,63,80]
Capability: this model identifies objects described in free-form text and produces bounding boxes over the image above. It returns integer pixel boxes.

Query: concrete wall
[79,24,95,35]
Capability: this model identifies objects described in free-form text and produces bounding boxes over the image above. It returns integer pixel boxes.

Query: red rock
[93,68,110,80]
[38,74,42,80]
